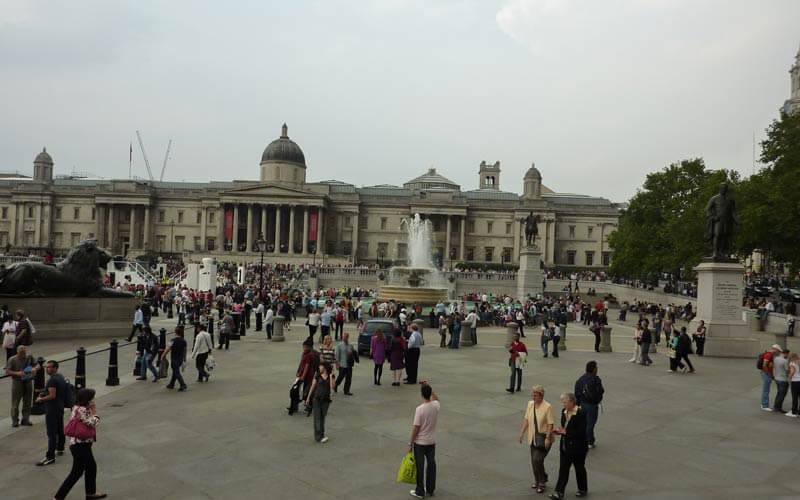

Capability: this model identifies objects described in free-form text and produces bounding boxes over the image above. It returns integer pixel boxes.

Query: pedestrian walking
[466,308,479,345]
[4,345,39,427]
[305,361,334,443]
[787,352,800,418]
[550,322,560,358]
[3,316,17,360]
[255,300,264,332]
[540,321,551,358]
[370,330,387,385]
[629,321,643,363]
[675,327,695,373]
[574,361,604,449]
[518,384,554,494]
[296,340,317,404]
[507,333,528,393]
[438,314,447,348]
[334,333,357,395]
[639,320,652,366]
[53,388,107,500]
[136,327,160,382]
[390,330,407,387]
[307,308,320,342]
[549,393,588,499]
[407,382,439,499]
[773,349,790,413]
[191,326,213,383]
[693,320,707,356]
[405,324,422,384]
[264,306,275,340]
[218,310,233,350]
[127,305,144,342]
[34,360,67,466]
[161,328,188,391]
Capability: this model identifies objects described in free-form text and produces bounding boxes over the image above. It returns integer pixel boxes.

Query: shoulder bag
[64,408,96,441]
[533,403,549,449]
[204,335,216,372]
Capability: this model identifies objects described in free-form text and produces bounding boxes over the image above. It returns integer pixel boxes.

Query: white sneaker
[409,491,424,499]
[628,359,636,363]
[786,412,798,418]
[320,436,329,443]
[761,407,773,412]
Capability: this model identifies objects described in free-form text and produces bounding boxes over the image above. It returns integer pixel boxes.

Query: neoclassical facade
[1,125,621,268]
[783,44,800,115]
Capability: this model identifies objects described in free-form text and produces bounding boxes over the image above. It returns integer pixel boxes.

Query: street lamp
[257,233,267,296]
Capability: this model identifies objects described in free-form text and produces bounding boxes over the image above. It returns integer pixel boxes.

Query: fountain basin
[376,285,448,306]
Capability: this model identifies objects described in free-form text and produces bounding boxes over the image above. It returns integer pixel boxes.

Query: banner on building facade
[309,213,317,241]
[225,209,233,239]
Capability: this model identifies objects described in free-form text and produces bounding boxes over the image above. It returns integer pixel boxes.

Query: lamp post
[257,233,267,296]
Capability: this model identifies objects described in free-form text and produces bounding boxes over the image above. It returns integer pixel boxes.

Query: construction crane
[159,139,172,182]
[135,130,155,181]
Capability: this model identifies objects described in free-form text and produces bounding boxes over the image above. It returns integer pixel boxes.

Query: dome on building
[403,168,460,191]
[34,147,53,165]
[261,124,306,167]
[524,162,541,180]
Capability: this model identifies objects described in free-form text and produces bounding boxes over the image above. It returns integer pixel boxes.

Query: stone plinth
[0,296,136,339]
[516,246,543,300]
[505,322,518,349]
[460,322,474,347]
[599,326,613,352]
[691,261,759,358]
[272,316,285,341]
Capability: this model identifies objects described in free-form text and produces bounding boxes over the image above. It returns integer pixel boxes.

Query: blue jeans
[582,402,599,445]
[140,353,159,379]
[761,372,773,408]
[541,339,549,356]
[450,328,460,348]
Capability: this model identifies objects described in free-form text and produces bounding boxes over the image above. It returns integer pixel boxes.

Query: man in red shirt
[761,344,782,411]
[297,340,316,404]
[507,333,528,393]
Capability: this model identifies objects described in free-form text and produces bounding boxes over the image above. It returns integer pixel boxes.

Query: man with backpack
[759,344,782,411]
[34,360,69,466]
[334,305,345,341]
[574,360,605,449]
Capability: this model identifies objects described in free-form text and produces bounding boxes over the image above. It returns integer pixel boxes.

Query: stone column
[274,204,282,253]
[302,206,309,255]
[108,205,115,252]
[143,205,150,250]
[513,216,520,262]
[129,205,137,249]
[9,202,18,247]
[316,206,324,256]
[33,203,41,247]
[288,204,296,254]
[352,211,359,263]
[272,315,285,342]
[260,205,267,241]
[232,204,240,253]
[445,215,451,265]
[459,216,465,261]
[246,204,254,253]
[547,218,555,265]
[337,213,343,255]
[42,203,52,247]
[218,204,226,252]
[199,206,206,251]
[95,205,102,244]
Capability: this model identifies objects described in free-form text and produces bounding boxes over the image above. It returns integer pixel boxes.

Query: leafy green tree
[608,159,737,279]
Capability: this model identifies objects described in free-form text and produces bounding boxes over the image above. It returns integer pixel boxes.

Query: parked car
[358,318,399,355]
[779,288,800,303]
[745,282,773,298]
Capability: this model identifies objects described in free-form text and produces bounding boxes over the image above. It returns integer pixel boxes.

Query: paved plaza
[2,315,799,500]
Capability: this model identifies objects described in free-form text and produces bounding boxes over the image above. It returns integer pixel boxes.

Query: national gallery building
[0,124,621,268]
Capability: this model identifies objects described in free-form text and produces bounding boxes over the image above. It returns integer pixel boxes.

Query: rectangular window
[70,232,81,247]
[506,222,512,234]
[196,211,202,224]
[485,247,494,262]
[502,247,512,263]
[602,251,611,266]
[342,241,352,256]
[569,225,575,238]
[177,211,184,224]
[380,217,387,230]
[1,207,6,219]
[73,207,80,220]
[377,242,389,259]
[87,232,94,239]
[487,221,493,234]
[175,235,185,252]
[91,208,96,221]
[357,241,368,258]
[207,238,216,251]
[55,207,62,219]
[28,205,34,218]
[53,232,63,248]
[344,216,351,228]
[587,226,593,238]
[24,231,34,246]
[209,211,215,224]
[466,247,475,261]
[585,251,594,266]
[156,235,166,251]
[124,211,130,223]
[397,243,408,261]
[567,250,576,265]
[0,231,8,246]
[433,220,441,232]
[158,210,165,223]
[194,236,201,250]
[359,216,368,229]
[467,220,475,233]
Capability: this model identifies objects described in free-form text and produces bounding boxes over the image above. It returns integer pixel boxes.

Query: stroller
[287,378,303,415]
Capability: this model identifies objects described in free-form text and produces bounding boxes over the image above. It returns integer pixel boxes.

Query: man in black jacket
[574,361,604,449]
[639,319,653,366]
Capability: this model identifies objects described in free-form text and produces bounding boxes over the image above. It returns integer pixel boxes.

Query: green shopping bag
[396,452,417,484]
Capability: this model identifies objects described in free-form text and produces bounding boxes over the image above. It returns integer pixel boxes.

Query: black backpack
[581,376,603,404]
[311,350,321,373]
[756,352,766,370]
[62,378,77,409]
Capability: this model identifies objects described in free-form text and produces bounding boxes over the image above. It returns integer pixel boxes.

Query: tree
[608,159,737,279]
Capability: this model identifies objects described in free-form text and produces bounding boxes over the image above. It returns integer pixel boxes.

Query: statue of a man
[524,211,539,247]
[705,182,738,260]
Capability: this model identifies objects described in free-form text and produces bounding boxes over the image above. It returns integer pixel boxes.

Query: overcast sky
[1,0,798,201]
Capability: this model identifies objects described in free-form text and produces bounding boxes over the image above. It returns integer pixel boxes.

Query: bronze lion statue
[0,240,132,297]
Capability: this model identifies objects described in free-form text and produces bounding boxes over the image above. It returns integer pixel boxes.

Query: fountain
[377,214,449,305]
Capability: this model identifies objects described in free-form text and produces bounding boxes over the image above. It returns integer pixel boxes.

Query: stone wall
[0,296,137,339]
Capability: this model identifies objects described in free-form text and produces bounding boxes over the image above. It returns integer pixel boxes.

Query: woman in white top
[307,309,321,341]
[191,326,214,383]
[787,352,800,418]
[2,318,16,360]
[629,321,643,363]
[519,384,554,494]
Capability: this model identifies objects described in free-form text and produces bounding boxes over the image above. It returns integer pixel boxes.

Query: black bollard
[230,312,241,340]
[158,328,167,357]
[31,356,47,415]
[239,313,246,337]
[75,347,87,390]
[106,340,119,386]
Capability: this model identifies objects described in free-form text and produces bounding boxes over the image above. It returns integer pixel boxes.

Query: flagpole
[129,141,133,179]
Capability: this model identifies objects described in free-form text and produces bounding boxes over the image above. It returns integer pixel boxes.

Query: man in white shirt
[408,383,439,499]
[405,325,423,384]
[264,306,275,340]
[255,301,265,332]
[465,309,479,345]
[191,327,214,382]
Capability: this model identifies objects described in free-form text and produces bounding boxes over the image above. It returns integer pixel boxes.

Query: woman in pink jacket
[370,330,387,385]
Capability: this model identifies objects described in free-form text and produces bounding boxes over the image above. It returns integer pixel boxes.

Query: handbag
[396,452,417,484]
[64,409,96,441]
[532,403,549,450]
[204,335,216,372]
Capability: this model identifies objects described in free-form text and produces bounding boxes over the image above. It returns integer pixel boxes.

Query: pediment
[220,183,323,199]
